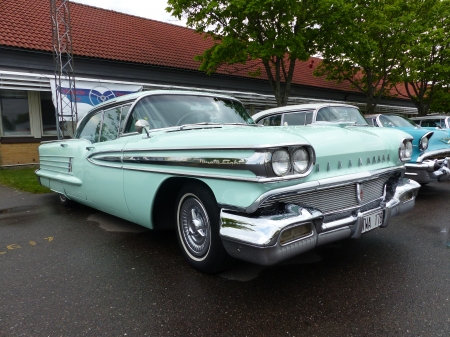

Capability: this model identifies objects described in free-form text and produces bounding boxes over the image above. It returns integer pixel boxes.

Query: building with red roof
[0,0,415,166]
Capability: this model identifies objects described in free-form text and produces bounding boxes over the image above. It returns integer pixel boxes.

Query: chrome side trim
[121,152,268,177]
[87,146,316,180]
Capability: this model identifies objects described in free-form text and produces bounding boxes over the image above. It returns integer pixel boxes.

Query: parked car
[411,114,450,130]
[365,114,450,184]
[252,103,370,127]
[36,92,420,273]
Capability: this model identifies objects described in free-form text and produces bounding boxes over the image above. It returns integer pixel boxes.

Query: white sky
[71,0,186,26]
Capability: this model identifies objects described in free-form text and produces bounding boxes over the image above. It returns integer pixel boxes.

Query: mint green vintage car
[36,91,420,273]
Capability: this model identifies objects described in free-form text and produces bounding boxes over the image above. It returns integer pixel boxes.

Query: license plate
[362,210,383,233]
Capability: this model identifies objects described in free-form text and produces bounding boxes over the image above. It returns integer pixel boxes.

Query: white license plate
[362,210,383,233]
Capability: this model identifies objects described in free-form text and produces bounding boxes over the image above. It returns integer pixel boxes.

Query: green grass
[0,167,51,193]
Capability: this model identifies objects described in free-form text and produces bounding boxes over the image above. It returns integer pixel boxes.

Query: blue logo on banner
[58,85,138,106]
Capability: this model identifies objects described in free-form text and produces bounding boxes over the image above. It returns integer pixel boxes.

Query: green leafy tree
[429,86,450,113]
[315,0,420,114]
[394,0,450,116]
[167,0,320,106]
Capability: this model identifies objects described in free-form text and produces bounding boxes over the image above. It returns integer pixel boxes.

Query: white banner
[50,80,143,119]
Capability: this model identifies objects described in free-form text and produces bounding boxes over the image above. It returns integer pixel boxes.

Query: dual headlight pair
[270,147,313,176]
[399,139,413,162]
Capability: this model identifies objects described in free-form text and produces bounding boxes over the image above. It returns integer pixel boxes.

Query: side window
[305,112,313,124]
[125,97,170,133]
[100,107,122,142]
[258,114,282,126]
[283,112,306,126]
[79,111,102,143]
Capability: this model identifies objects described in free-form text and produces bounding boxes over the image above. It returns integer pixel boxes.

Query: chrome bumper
[219,178,420,266]
[405,158,450,183]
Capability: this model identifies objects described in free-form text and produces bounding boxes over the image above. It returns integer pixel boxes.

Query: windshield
[129,94,255,129]
[418,119,445,128]
[379,115,418,127]
[316,106,368,125]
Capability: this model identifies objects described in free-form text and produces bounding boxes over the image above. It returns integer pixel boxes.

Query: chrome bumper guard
[220,178,420,266]
[405,158,450,183]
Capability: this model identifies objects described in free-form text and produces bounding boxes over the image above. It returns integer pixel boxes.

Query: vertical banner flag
[50,80,143,119]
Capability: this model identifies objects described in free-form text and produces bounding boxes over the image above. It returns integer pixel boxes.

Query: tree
[314,0,419,114]
[429,86,450,113]
[394,0,450,116]
[166,0,320,106]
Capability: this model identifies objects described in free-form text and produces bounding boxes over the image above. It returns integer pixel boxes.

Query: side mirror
[135,119,150,134]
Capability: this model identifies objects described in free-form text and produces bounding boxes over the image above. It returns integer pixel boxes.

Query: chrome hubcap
[179,196,210,259]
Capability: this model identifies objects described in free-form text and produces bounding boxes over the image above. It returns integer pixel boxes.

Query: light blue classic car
[365,114,450,184]
[36,92,420,273]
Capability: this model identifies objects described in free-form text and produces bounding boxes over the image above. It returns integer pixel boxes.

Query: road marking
[44,237,54,242]
[7,244,21,250]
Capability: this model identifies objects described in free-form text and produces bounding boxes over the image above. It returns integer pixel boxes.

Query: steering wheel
[176,112,202,126]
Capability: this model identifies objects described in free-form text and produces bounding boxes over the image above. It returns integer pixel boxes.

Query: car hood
[121,124,406,181]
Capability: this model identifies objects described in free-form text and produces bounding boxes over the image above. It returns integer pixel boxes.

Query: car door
[81,105,131,214]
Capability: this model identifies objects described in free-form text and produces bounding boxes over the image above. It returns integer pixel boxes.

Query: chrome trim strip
[121,152,268,176]
[417,149,450,162]
[87,146,316,180]
[86,158,123,169]
[122,142,311,151]
[40,138,92,145]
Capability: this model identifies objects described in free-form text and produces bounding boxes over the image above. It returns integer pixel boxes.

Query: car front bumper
[219,177,420,266]
[405,158,450,183]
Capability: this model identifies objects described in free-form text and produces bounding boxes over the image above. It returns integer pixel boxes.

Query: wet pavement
[1,182,450,336]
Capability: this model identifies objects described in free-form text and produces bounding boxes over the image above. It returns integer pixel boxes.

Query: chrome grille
[423,151,450,161]
[260,175,390,214]
[39,156,73,173]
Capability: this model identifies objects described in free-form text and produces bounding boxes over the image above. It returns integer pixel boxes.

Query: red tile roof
[0,0,407,97]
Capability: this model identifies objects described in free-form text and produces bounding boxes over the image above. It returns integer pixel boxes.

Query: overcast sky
[71,0,186,26]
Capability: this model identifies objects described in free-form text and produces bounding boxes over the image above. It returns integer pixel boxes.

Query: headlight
[272,149,290,176]
[399,140,412,162]
[292,147,310,173]
[419,135,429,151]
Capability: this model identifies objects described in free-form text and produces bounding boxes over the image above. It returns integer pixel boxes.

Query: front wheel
[176,182,234,273]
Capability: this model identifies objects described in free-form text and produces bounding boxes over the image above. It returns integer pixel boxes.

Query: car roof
[89,89,241,111]
[252,102,358,122]
[410,115,450,120]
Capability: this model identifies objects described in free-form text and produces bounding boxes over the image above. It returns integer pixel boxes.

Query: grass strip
[0,167,51,193]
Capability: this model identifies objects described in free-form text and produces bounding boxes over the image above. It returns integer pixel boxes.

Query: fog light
[280,224,312,245]
[399,190,414,202]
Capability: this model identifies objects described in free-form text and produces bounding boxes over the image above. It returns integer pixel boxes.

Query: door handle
[60,143,68,148]
[86,146,95,151]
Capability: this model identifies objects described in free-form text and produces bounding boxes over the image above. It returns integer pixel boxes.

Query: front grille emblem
[356,183,363,203]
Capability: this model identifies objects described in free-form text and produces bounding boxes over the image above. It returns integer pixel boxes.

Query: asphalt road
[1,182,450,337]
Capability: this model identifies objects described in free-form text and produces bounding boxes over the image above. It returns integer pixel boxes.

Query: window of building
[40,91,57,135]
[0,90,30,136]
